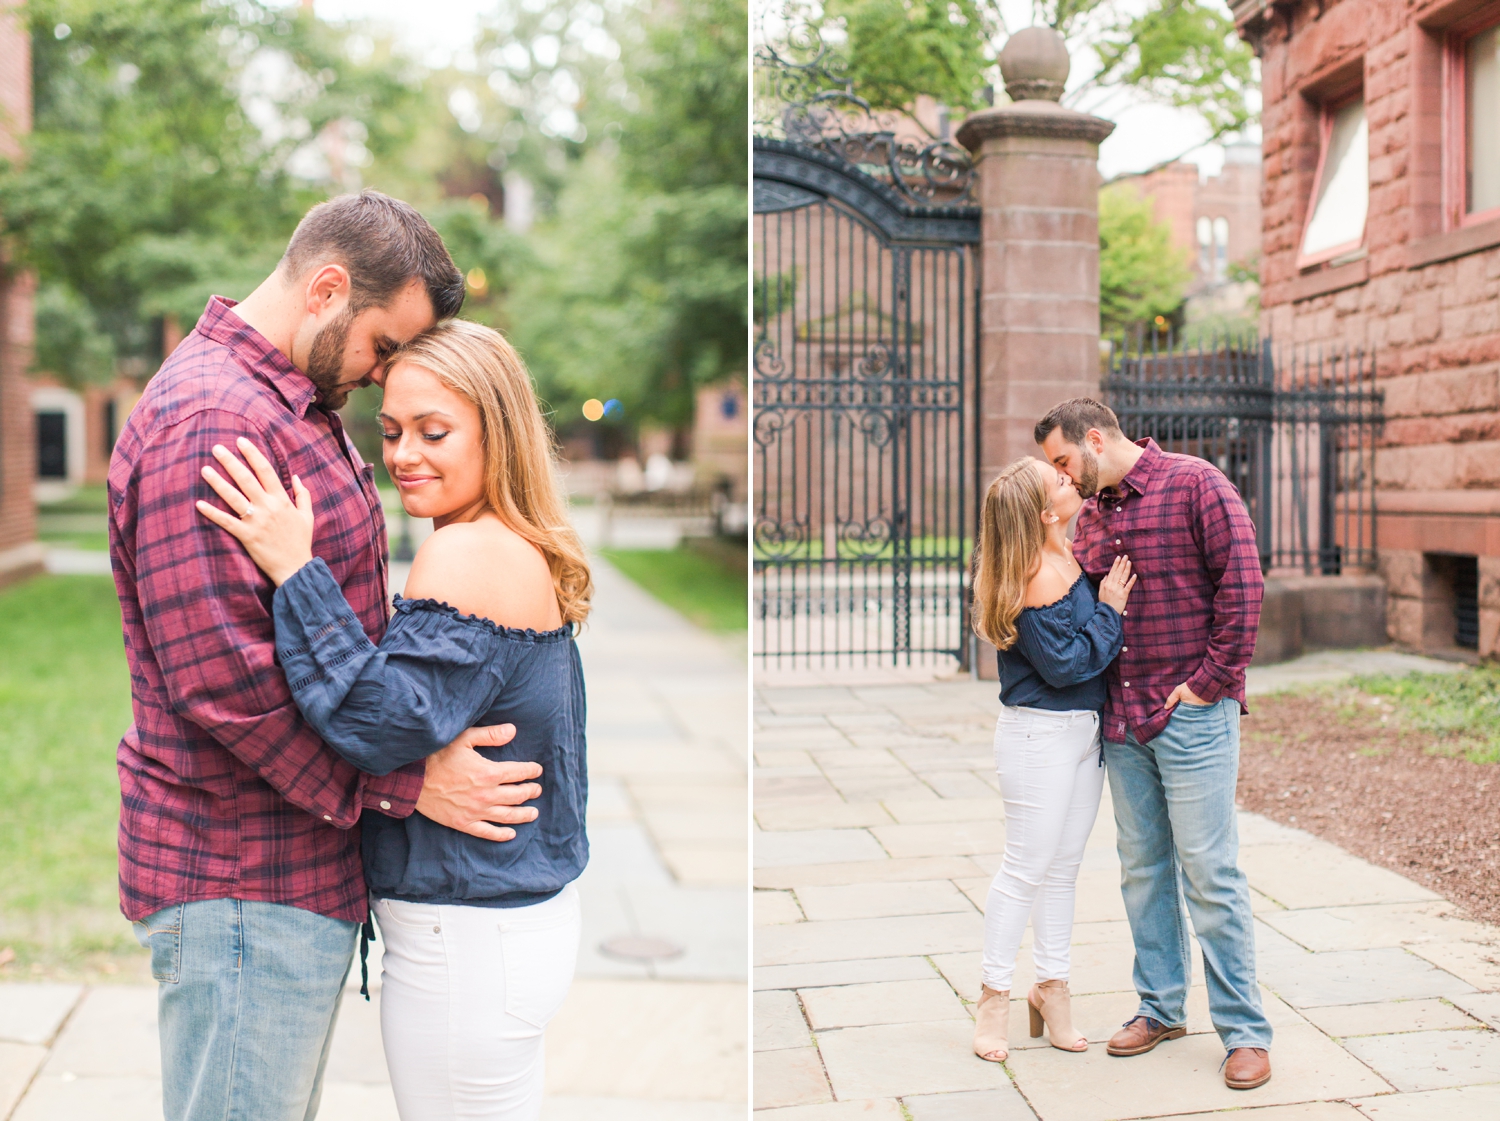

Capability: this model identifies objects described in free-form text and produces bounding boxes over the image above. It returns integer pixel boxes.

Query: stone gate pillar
[956,28,1115,485]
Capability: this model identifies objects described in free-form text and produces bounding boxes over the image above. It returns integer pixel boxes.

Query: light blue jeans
[132,898,357,1121]
[1105,698,1272,1051]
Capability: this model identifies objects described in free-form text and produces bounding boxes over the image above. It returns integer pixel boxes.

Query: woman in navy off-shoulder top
[197,320,591,1120]
[966,457,1137,1067]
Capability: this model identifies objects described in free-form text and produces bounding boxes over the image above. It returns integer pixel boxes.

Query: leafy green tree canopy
[5,0,746,446]
[2,0,422,379]
[821,0,998,116]
[776,0,1255,148]
[1098,182,1191,337]
[508,0,747,436]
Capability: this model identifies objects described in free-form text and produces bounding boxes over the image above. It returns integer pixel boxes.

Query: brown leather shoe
[1224,1047,1271,1089]
[1106,1016,1187,1056]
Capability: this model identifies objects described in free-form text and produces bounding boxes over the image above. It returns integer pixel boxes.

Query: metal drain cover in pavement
[599,935,685,962]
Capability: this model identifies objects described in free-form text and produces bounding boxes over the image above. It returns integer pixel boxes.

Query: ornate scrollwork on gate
[837,517,893,559]
[753,338,787,381]
[753,11,974,205]
[752,404,788,449]
[754,515,810,562]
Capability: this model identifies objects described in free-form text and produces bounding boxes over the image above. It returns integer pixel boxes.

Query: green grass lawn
[0,576,139,973]
[753,534,973,562]
[37,484,110,514]
[36,531,112,551]
[37,484,111,552]
[1350,665,1500,764]
[602,538,748,632]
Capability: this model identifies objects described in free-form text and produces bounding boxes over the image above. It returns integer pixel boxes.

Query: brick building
[1235,0,1500,658]
[1129,142,1264,322]
[0,0,39,587]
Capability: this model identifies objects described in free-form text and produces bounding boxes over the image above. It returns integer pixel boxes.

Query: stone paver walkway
[1,555,747,1120]
[753,658,1500,1120]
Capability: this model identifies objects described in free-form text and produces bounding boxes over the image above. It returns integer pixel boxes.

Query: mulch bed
[1238,687,1500,925]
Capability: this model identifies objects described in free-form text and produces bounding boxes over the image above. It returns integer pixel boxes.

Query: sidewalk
[753,654,1500,1120]
[0,555,748,1120]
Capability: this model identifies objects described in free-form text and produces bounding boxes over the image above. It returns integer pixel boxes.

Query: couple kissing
[968,398,1272,1092]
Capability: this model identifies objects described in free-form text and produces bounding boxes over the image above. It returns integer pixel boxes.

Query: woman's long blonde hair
[388,319,593,627]
[971,457,1052,651]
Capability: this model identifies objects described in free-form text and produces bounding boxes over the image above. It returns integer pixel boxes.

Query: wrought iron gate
[753,138,980,668]
[1102,334,1383,575]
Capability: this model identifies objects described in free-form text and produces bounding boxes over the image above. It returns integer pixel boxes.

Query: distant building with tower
[1125,141,1264,329]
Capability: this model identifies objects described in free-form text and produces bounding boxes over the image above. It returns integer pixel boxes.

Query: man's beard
[1075,444,1101,499]
[305,307,358,410]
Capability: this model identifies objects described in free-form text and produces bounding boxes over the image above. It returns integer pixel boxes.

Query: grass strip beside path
[1351,665,1500,763]
[0,576,136,970]
[601,539,747,633]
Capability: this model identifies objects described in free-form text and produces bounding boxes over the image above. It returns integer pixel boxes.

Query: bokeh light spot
[603,399,623,419]
[582,398,605,421]
[466,267,489,297]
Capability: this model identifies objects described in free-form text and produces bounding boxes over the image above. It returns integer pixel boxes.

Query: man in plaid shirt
[1038,398,1273,1091]
[109,192,542,1118]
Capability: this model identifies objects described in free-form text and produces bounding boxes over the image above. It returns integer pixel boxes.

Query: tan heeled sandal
[972,985,1011,1063]
[1028,979,1087,1052]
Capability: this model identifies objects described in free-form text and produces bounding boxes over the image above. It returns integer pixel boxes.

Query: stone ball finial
[999,27,1069,102]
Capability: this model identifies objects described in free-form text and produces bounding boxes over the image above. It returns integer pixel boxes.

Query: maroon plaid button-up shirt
[1073,439,1264,746]
[108,297,423,924]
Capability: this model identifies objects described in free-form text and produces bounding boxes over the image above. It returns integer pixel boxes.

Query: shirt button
[1115,539,1121,545]
[433,926,441,933]
[1124,682,1130,687]
[1122,646,1128,652]
[323,815,332,821]
[380,800,392,810]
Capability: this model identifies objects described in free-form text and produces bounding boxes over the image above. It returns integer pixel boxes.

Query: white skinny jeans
[981,706,1105,991]
[374,884,581,1120]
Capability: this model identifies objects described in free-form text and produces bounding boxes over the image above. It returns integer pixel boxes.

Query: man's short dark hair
[1034,398,1124,447]
[280,190,465,320]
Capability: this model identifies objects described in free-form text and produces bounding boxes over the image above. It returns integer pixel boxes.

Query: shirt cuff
[363,762,423,818]
[1186,663,1232,704]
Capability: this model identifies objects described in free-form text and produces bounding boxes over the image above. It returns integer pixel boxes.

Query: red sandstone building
[1235,0,1500,658]
[0,0,38,588]
[1130,142,1264,322]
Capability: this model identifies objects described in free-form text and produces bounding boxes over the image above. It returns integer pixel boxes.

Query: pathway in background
[0,555,748,1120]
[753,657,1500,1120]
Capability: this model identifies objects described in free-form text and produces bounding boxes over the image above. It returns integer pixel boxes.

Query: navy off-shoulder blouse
[272,558,587,908]
[997,573,1122,712]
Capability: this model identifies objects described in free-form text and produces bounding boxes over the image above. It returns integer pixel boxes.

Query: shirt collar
[193,296,320,419]
[1115,437,1162,498]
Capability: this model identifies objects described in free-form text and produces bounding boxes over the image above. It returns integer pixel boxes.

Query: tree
[4,0,746,447]
[821,0,998,118]
[507,0,748,438]
[771,0,1255,149]
[1080,0,1256,149]
[1097,182,1191,337]
[1,0,425,378]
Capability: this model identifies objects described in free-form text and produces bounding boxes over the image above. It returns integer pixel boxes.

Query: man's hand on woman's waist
[414,723,543,841]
